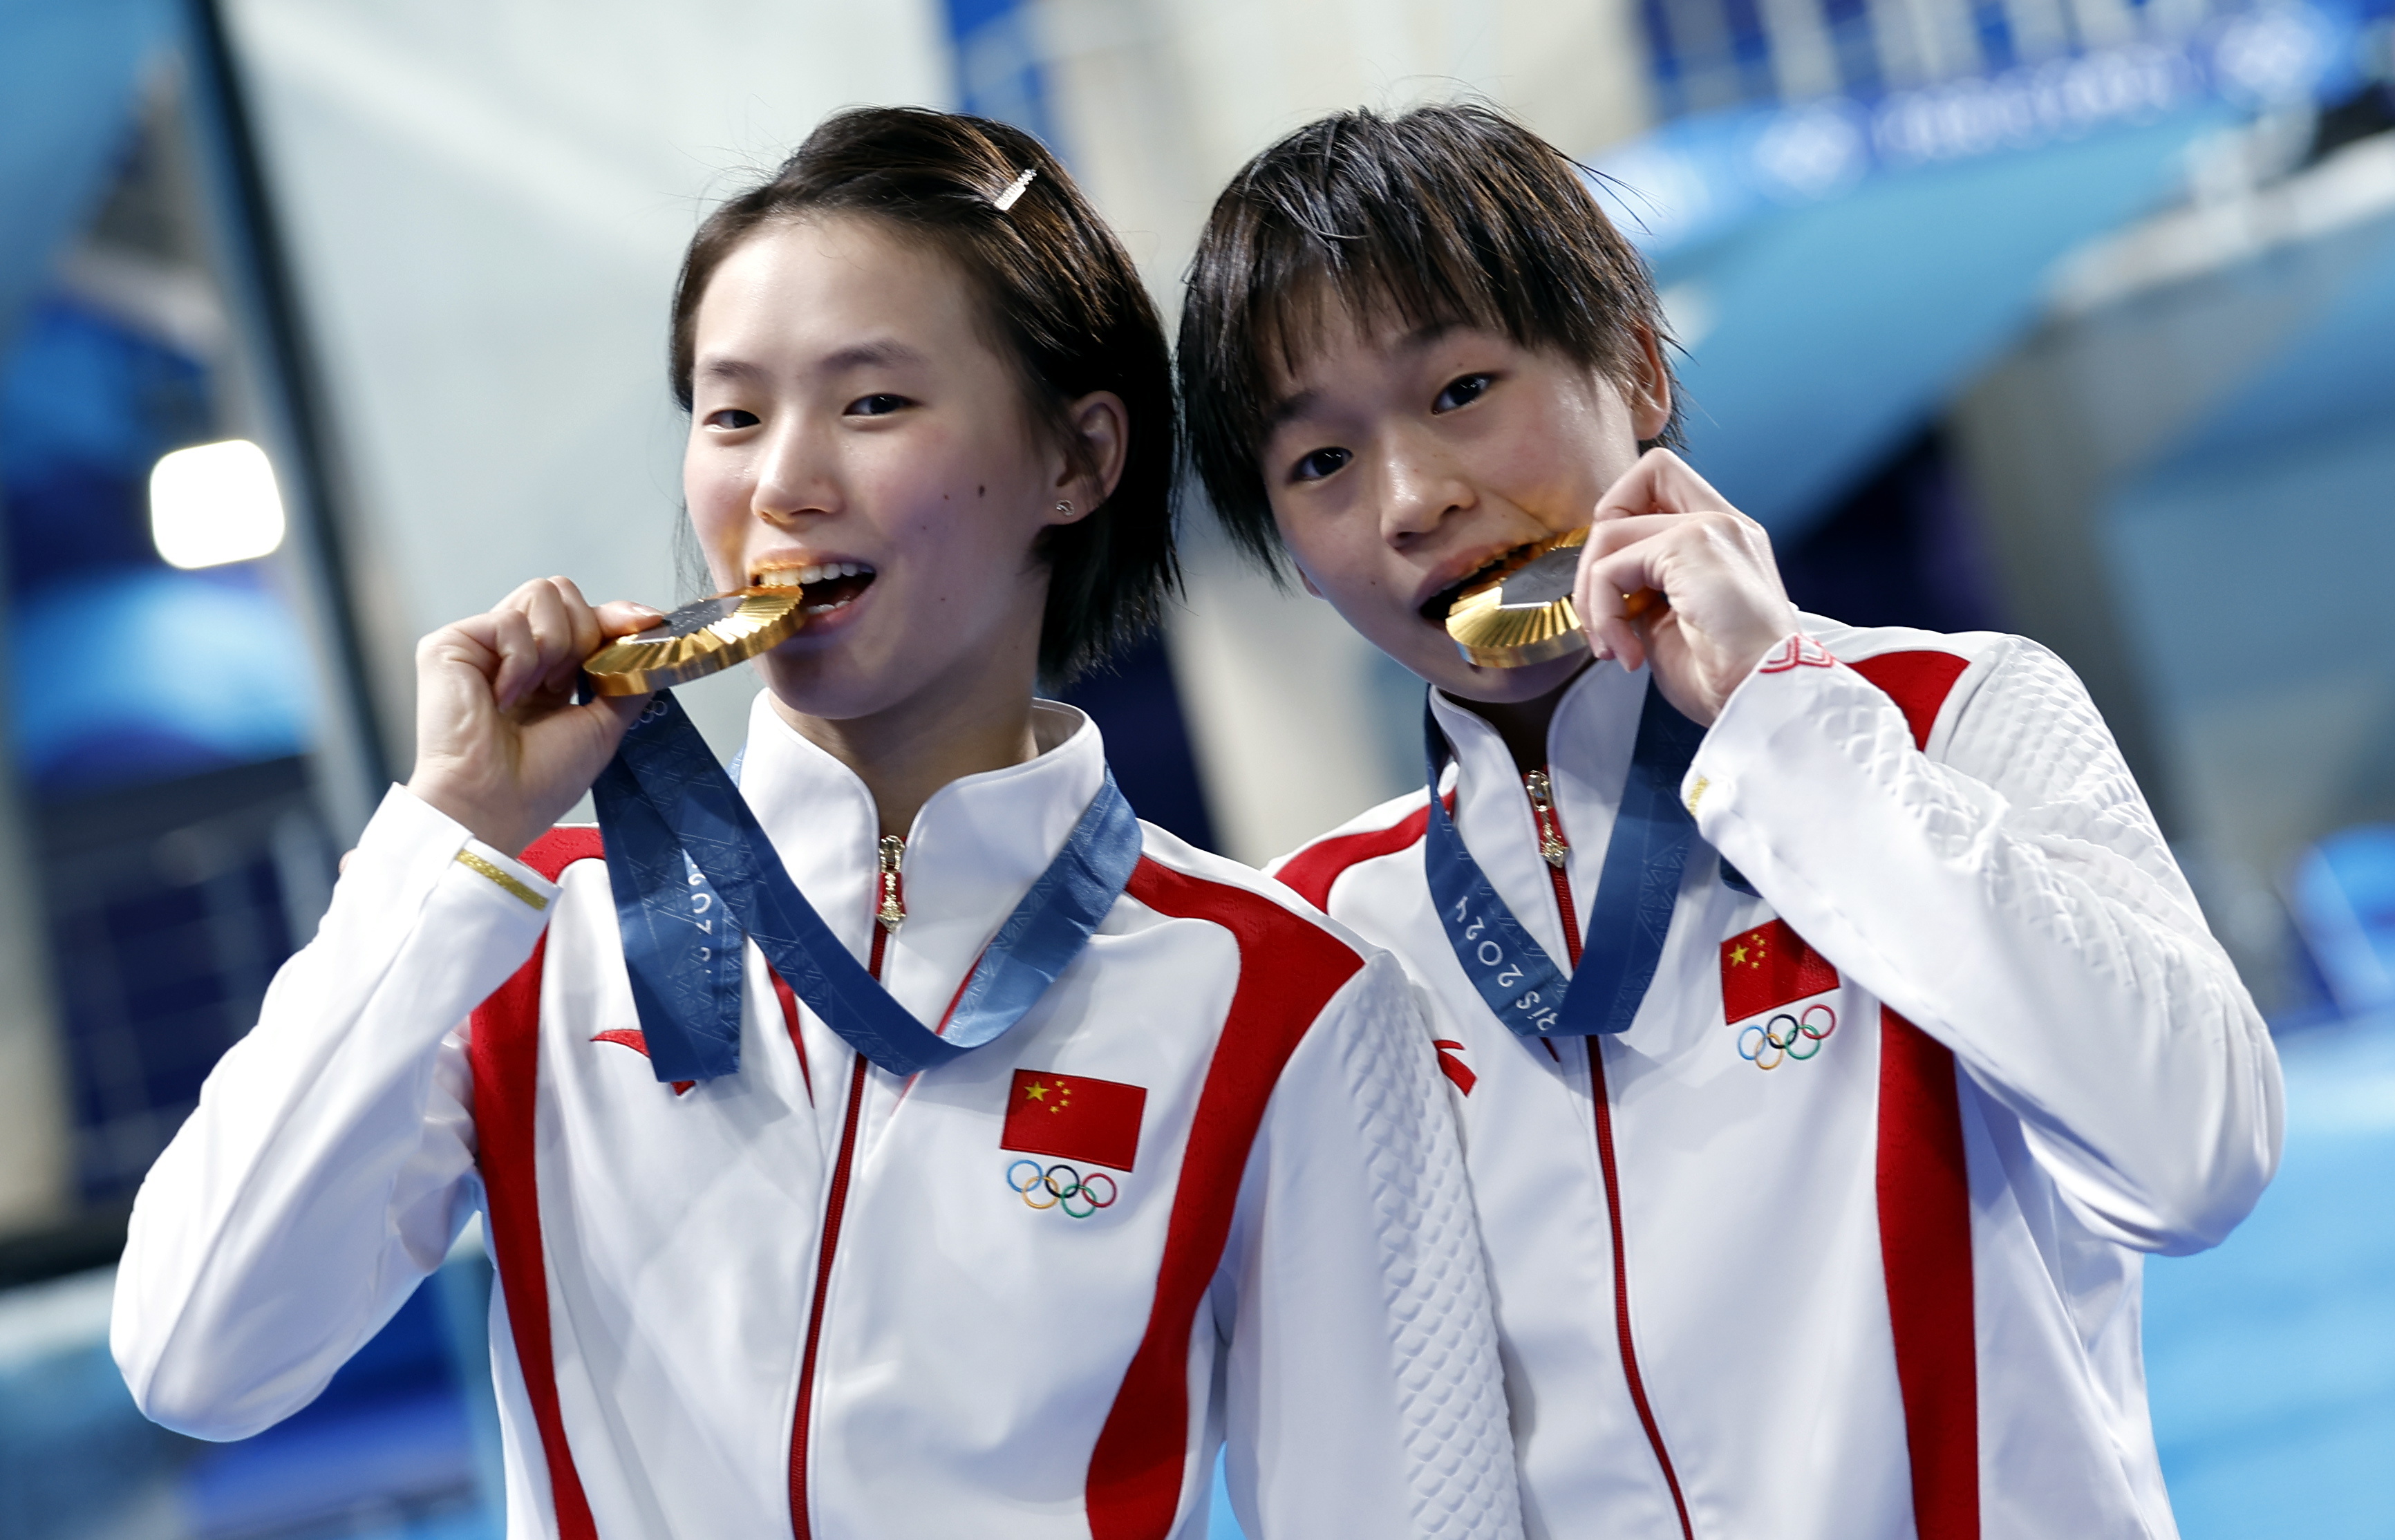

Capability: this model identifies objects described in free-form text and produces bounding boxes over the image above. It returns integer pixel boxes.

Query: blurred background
[1,0,2390,1536]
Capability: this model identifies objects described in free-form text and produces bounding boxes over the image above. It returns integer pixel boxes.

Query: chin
[754,649,907,724]
[1437,670,1570,705]
[1402,628,1586,704]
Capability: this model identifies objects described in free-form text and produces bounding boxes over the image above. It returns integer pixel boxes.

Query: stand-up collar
[1428,659,1649,966]
[731,690,1109,1023]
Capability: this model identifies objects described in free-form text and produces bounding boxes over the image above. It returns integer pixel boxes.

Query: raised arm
[114,576,655,1438]
[1215,951,1523,1539]
[113,796,556,1438]
[1576,449,2277,1255]
[1687,636,2281,1254]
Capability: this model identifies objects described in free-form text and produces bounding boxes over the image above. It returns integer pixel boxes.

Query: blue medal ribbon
[1425,678,1706,1038]
[591,691,1141,1082]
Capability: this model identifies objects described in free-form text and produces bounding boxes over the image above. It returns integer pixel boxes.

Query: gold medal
[1445,528,1660,668]
[581,589,807,696]
[1445,528,1593,668]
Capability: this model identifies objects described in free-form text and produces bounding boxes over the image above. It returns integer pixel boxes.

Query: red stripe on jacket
[1847,649,1980,1540]
[467,826,603,1540]
[1084,858,1368,1539]
[1275,795,1447,909]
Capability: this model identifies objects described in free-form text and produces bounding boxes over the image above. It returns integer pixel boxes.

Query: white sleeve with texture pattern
[111,787,556,1440]
[1686,635,2281,1255]
[1217,950,1523,1539]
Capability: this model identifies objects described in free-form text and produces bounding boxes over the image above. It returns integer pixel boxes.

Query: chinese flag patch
[1720,919,1840,1023]
[1001,1069,1145,1172]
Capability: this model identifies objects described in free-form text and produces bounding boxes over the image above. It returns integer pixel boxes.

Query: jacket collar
[733,690,1108,1020]
[1428,659,1648,964]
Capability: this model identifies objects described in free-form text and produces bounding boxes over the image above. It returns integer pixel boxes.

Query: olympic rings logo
[1736,1004,1837,1070]
[1006,1158,1119,1219]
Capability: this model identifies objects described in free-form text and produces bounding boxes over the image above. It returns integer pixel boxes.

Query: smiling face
[683,214,1092,726]
[1260,304,1671,704]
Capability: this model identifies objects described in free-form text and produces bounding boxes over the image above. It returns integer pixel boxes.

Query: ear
[1296,566,1324,599]
[1625,322,1673,442]
[1046,389,1130,527]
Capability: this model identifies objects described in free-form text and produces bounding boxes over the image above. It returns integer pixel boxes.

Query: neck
[771,670,1042,841]
[1448,659,1593,774]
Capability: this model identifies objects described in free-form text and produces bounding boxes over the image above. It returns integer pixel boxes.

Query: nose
[751,415,834,527]
[1376,435,1474,547]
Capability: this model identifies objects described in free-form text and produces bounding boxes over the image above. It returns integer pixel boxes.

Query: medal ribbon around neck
[591,691,1141,1082]
[1424,677,1706,1039]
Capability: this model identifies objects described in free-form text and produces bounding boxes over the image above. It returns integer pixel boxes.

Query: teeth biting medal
[579,561,870,696]
[1444,527,1660,668]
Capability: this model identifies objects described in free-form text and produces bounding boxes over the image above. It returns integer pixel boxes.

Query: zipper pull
[876,834,907,932]
[1524,771,1568,869]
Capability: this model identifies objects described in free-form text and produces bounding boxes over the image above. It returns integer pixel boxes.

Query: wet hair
[1178,103,1682,575]
[670,106,1176,684]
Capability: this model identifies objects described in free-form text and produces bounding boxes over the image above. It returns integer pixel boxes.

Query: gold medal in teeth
[750,559,869,594]
[581,589,807,696]
[1444,527,1593,668]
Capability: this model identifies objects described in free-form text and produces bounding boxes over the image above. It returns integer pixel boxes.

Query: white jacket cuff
[370,785,561,925]
[1681,630,1848,827]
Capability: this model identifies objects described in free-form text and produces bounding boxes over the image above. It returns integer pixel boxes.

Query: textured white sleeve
[1688,637,2282,1254]
[111,787,557,1439]
[1219,950,1523,1539]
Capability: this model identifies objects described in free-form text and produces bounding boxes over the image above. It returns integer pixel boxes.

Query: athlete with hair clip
[112,108,1521,1540]
[1179,103,2282,1540]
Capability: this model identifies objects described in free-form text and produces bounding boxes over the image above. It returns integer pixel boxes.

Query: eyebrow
[1261,320,1462,432]
[693,339,930,386]
[695,355,769,386]
[1264,387,1319,433]
[818,339,929,373]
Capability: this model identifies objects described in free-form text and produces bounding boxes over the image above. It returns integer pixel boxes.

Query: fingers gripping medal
[1444,527,1661,668]
[581,588,806,695]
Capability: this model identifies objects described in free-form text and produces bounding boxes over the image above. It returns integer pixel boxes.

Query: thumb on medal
[406,579,659,854]
[487,579,657,710]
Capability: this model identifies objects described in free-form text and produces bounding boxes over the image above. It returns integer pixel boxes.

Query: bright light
[149,439,286,569]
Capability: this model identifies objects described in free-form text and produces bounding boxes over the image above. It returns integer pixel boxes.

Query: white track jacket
[115,695,1522,1540]
[1274,620,2281,1540]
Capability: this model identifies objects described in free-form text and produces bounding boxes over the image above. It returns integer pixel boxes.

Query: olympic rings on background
[1004,1159,1119,1218]
[1734,1003,1839,1071]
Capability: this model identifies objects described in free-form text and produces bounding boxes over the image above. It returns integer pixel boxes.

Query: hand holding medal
[1444,527,1660,669]
[406,576,664,856]
[1568,449,1800,727]
[408,561,863,854]
[580,562,827,695]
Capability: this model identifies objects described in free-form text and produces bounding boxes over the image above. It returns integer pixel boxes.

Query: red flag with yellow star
[1001,1069,1145,1172]
[1720,919,1840,1023]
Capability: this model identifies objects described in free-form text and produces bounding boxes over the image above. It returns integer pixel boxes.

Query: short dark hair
[1179,104,1682,574]
[670,106,1177,684]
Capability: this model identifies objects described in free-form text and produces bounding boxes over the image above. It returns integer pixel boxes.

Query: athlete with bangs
[113,109,1521,1539]
[1180,104,2281,1540]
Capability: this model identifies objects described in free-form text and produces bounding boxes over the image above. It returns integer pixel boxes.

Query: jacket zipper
[874,835,907,933]
[789,836,903,1539]
[1526,770,1697,1540]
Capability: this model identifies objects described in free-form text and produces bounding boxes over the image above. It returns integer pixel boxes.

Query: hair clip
[993,167,1037,212]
